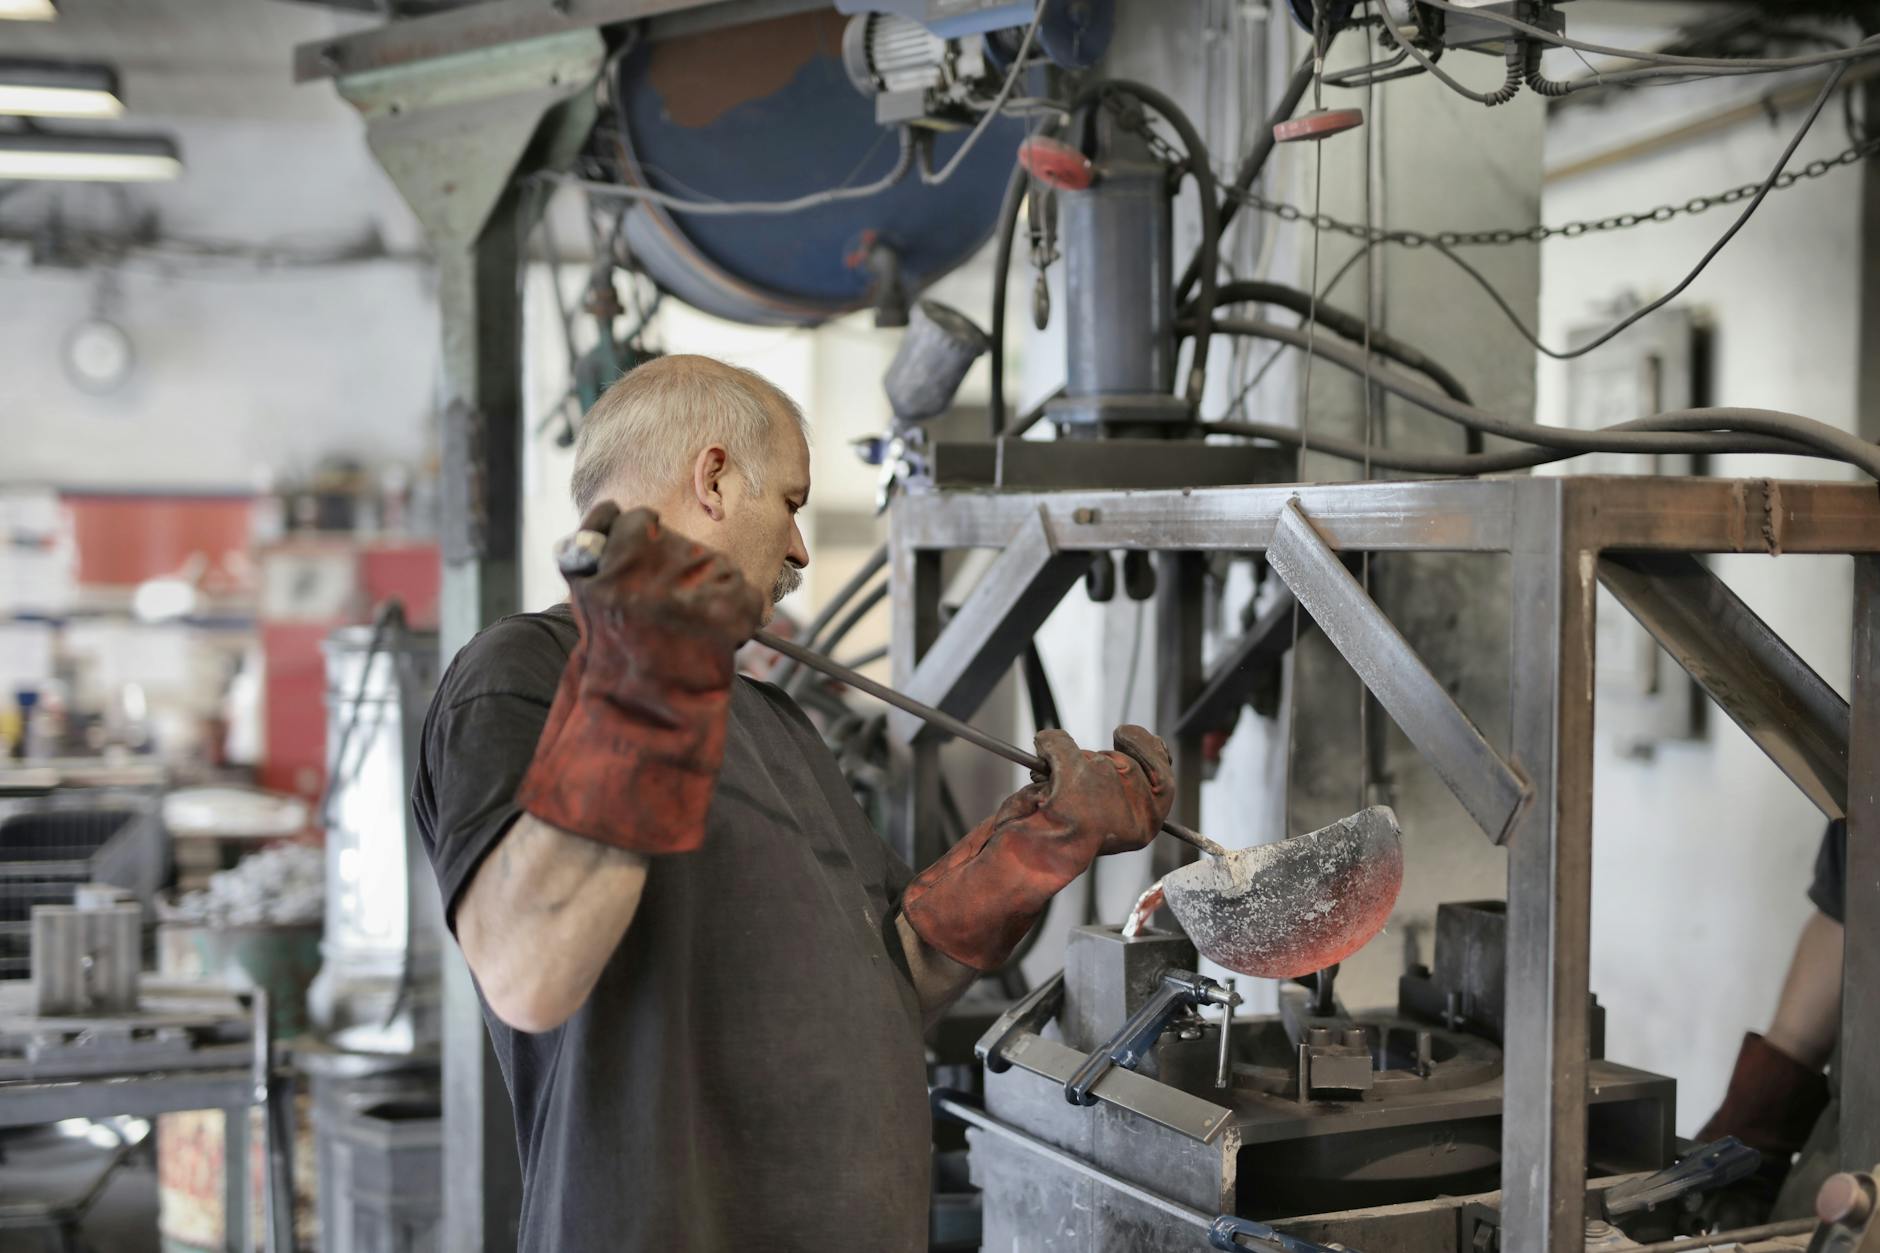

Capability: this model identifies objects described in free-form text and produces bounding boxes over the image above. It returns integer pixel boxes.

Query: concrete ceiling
[2,0,373,119]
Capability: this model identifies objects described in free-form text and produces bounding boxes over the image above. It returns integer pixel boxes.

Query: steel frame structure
[888,472,1880,1253]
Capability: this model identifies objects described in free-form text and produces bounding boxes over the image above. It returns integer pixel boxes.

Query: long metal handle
[755,629,1226,859]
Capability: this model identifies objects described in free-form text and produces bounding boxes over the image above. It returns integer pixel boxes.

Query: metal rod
[756,628,1229,859]
[1267,497,1531,844]
[1215,997,1235,1090]
[933,1096,1215,1234]
[1624,1219,1816,1252]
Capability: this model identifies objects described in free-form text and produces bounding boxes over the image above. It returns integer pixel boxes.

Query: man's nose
[788,519,809,569]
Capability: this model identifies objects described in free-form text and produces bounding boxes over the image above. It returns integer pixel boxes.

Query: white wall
[0,6,436,492]
[1538,74,1862,1133]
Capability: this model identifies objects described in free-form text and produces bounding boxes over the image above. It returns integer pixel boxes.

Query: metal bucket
[307,624,442,1055]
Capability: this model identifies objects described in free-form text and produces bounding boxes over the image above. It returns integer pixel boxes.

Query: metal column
[1843,555,1880,1167]
[1502,479,1595,1253]
[1153,552,1206,883]
[332,30,605,1251]
[890,512,946,869]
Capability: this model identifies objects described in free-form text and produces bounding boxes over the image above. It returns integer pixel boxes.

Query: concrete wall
[0,6,435,491]
[1539,73,1864,1134]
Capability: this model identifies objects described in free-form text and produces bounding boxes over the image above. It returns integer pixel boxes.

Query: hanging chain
[1223,133,1880,248]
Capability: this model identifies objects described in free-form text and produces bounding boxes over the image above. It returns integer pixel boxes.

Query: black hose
[1072,79,1221,408]
[1206,315,1880,479]
[1176,50,1317,306]
[1006,385,1065,440]
[783,580,890,697]
[1201,420,1806,476]
[988,158,1030,437]
[1523,42,1574,98]
[1200,279,1484,453]
[769,542,888,690]
[1486,39,1526,106]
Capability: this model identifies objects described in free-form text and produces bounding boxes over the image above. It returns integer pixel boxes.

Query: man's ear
[692,445,730,521]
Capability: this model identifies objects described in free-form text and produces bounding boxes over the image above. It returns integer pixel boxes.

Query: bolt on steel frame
[887,472,1880,1253]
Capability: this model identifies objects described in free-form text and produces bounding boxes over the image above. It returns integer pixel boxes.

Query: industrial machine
[288,0,1880,1250]
[957,906,1688,1251]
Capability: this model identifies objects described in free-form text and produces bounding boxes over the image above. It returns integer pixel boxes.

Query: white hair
[571,354,809,513]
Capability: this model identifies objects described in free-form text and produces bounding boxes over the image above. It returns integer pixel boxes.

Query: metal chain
[1225,133,1880,248]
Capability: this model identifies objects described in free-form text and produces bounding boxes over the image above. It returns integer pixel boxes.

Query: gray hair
[570,354,809,513]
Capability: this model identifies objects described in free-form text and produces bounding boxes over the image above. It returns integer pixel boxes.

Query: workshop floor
[0,1124,162,1253]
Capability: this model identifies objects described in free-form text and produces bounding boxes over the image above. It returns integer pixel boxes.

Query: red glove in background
[902,725,1174,971]
[1699,1031,1830,1162]
[516,502,764,855]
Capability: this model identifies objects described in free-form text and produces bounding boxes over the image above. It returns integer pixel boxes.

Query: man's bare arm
[896,913,980,1032]
[458,814,650,1033]
[1765,909,1844,1069]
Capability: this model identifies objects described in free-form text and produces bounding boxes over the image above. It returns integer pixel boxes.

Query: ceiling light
[0,0,57,20]
[0,62,123,119]
[0,132,181,182]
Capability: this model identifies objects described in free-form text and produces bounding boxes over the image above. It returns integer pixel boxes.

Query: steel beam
[891,478,1880,557]
[332,32,604,1253]
[1266,498,1529,845]
[1501,478,1595,1253]
[1843,555,1880,1167]
[1598,552,1849,821]
[1173,590,1298,739]
[889,509,1092,746]
[889,511,946,869]
[1153,552,1207,882]
[297,0,735,81]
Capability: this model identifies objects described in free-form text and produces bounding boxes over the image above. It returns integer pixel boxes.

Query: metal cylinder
[308,624,441,1055]
[883,299,990,425]
[1049,118,1189,433]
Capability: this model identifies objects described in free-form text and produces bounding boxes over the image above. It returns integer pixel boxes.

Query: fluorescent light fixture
[0,0,57,20]
[0,61,123,119]
[0,132,181,182]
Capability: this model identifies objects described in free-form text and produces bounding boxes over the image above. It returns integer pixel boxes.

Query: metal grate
[0,804,157,980]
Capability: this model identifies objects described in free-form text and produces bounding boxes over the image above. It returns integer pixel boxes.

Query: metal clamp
[1065,969,1237,1106]
[1209,1215,1345,1252]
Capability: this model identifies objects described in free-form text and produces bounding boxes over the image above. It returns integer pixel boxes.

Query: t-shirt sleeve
[1808,819,1847,925]
[416,615,572,932]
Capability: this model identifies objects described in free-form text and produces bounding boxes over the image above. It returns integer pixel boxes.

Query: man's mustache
[771,564,803,605]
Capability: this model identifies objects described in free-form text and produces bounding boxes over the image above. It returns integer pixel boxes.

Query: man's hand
[900,725,1174,972]
[517,502,764,854]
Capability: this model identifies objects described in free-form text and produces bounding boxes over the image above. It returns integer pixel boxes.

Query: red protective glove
[902,725,1174,971]
[516,502,764,854]
[1699,1032,1831,1162]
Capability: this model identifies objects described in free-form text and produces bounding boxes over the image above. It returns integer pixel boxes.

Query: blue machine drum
[610,8,1027,327]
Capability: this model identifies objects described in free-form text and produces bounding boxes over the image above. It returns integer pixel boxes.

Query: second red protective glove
[902,725,1174,971]
[1699,1031,1831,1162]
[516,502,764,855]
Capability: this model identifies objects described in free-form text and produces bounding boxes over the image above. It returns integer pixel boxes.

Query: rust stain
[643,9,848,130]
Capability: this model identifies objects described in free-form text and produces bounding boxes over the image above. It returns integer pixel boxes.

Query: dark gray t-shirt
[412,604,932,1252]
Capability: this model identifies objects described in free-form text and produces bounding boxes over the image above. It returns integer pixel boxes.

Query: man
[1701,819,1844,1221]
[412,354,1175,1251]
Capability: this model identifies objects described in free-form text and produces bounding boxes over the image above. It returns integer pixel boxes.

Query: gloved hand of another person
[1690,1031,1832,1229]
[1700,1032,1830,1161]
[517,501,765,854]
[902,725,1174,971]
